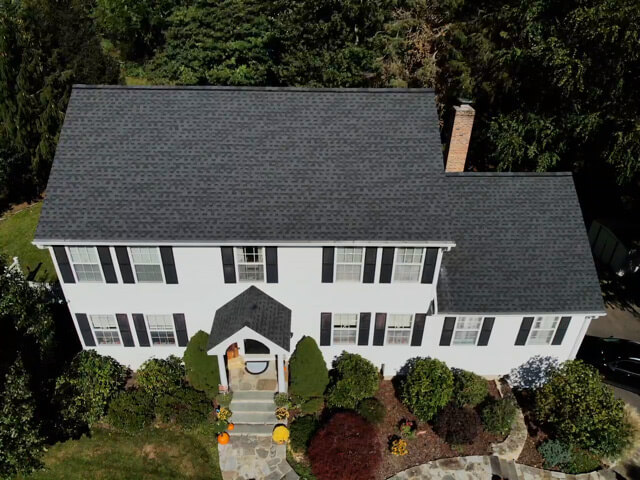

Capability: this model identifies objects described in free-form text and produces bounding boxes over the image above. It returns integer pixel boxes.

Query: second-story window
[147,314,176,345]
[332,313,358,345]
[452,316,483,345]
[236,247,265,281]
[130,247,164,283]
[335,247,364,282]
[393,248,424,282]
[90,314,121,345]
[68,246,103,282]
[386,314,413,344]
[527,316,560,345]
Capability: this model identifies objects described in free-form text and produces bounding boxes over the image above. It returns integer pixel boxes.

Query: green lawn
[0,202,57,282]
[22,426,223,480]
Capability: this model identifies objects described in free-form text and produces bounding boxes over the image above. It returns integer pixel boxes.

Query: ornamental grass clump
[401,357,453,421]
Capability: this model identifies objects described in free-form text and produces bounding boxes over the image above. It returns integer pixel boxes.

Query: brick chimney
[445,103,475,172]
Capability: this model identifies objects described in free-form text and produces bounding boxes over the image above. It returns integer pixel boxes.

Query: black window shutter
[379,248,394,283]
[439,317,456,346]
[515,317,534,345]
[427,300,435,316]
[173,313,188,346]
[221,247,236,283]
[97,246,117,283]
[411,313,427,346]
[421,248,438,284]
[320,313,331,346]
[363,248,377,283]
[75,313,95,346]
[132,313,150,347]
[116,314,134,347]
[114,247,134,283]
[373,313,387,345]
[478,317,495,346]
[358,313,371,345]
[266,247,278,283]
[53,246,75,283]
[160,246,178,284]
[321,247,334,283]
[552,316,571,345]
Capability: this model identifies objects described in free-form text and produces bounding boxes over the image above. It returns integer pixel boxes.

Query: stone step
[232,411,279,424]
[281,467,299,480]
[232,390,275,402]
[231,423,274,437]
[232,400,275,413]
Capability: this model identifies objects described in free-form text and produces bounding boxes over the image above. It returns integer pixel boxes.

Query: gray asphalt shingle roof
[35,86,604,314]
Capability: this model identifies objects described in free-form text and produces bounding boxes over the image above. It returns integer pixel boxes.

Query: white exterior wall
[50,245,594,375]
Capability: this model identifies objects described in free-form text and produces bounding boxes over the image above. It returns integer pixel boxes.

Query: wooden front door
[226,343,239,360]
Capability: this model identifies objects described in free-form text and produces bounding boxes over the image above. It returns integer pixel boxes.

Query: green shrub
[155,387,212,427]
[183,331,220,398]
[538,440,572,469]
[535,360,631,457]
[290,415,320,452]
[215,392,233,408]
[452,369,488,407]
[326,353,379,409]
[55,350,128,430]
[301,397,324,414]
[289,337,329,404]
[401,358,453,421]
[481,396,517,436]
[212,419,228,434]
[106,389,155,432]
[137,356,185,398]
[357,398,385,424]
[566,448,601,474]
[274,392,290,408]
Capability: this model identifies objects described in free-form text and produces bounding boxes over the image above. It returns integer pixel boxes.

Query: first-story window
[393,248,424,282]
[332,313,358,345]
[527,316,560,345]
[130,247,164,282]
[147,314,176,345]
[452,316,483,345]
[236,247,265,281]
[69,246,103,282]
[335,247,364,282]
[90,314,120,345]
[386,314,413,344]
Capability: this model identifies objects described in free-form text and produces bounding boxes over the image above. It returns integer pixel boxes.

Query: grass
[0,202,56,282]
[21,425,223,480]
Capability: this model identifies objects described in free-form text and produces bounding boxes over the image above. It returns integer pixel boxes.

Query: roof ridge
[72,84,436,94]
[445,171,573,177]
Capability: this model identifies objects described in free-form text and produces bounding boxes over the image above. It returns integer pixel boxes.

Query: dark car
[577,335,640,394]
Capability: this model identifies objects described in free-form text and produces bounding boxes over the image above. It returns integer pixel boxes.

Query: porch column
[277,354,287,393]
[217,353,229,391]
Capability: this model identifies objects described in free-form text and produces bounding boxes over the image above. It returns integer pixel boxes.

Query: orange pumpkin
[227,423,235,431]
[217,432,230,445]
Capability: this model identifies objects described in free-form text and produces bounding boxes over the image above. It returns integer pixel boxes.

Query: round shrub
[183,331,220,398]
[308,412,381,480]
[274,392,290,408]
[290,415,320,453]
[106,389,155,432]
[289,337,329,404]
[155,387,212,427]
[434,404,482,445]
[535,360,631,457]
[326,352,379,409]
[137,355,185,398]
[566,448,601,474]
[452,368,488,407]
[481,396,517,436]
[300,396,324,414]
[401,358,453,421]
[357,398,385,424]
[538,439,572,469]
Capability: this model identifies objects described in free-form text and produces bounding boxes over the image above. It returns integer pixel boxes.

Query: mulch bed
[514,389,547,468]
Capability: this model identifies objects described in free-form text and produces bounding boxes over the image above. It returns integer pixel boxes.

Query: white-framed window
[146,314,176,345]
[527,316,560,345]
[89,314,121,345]
[335,247,364,282]
[386,314,413,345]
[68,246,103,282]
[393,248,424,282]
[452,316,483,345]
[236,247,265,282]
[332,313,358,345]
[130,247,164,283]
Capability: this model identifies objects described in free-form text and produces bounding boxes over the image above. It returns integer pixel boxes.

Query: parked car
[577,335,640,394]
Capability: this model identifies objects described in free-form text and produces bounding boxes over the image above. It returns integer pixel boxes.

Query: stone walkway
[219,435,297,480]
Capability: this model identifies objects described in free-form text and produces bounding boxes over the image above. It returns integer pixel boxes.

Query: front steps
[230,390,278,437]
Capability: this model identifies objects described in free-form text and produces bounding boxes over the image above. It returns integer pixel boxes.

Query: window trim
[391,247,425,283]
[331,313,360,346]
[235,247,267,283]
[384,313,414,345]
[66,246,104,283]
[89,314,122,346]
[145,314,178,346]
[526,316,561,346]
[451,316,484,346]
[333,247,366,283]
[128,247,165,284]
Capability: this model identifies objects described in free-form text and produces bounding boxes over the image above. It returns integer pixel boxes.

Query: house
[33,86,604,393]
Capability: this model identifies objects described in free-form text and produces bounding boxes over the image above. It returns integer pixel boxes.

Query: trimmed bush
[566,448,601,474]
[357,397,385,424]
[326,352,379,409]
[434,404,482,444]
[481,396,517,436]
[274,392,290,408]
[401,358,453,421]
[308,412,381,480]
[137,356,185,398]
[301,396,324,414]
[155,387,212,427]
[289,337,329,404]
[535,360,631,457]
[183,331,220,398]
[538,439,572,469]
[290,415,320,453]
[106,389,155,432]
[452,369,488,407]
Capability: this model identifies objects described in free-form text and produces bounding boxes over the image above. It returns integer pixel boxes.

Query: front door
[226,342,239,360]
